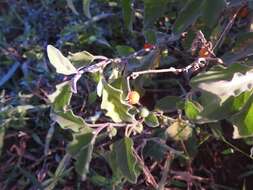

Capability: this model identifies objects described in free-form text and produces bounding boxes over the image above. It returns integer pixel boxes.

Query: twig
[133,149,158,189]
[212,8,240,51]
[158,154,174,190]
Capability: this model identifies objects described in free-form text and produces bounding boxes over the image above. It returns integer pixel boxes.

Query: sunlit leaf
[48,82,86,132]
[68,51,94,68]
[47,45,77,75]
[100,78,135,122]
[231,94,253,138]
[184,100,201,120]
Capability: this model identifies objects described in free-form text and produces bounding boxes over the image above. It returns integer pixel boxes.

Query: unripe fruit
[140,107,150,118]
[127,91,140,105]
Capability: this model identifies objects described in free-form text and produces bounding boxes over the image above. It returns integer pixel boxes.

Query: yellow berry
[127,91,140,105]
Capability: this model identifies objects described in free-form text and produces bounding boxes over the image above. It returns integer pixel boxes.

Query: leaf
[100,78,134,122]
[112,137,139,183]
[196,71,253,102]
[230,94,253,138]
[190,64,251,87]
[116,45,135,56]
[47,45,77,75]
[48,82,86,132]
[202,0,226,27]
[142,140,167,161]
[67,128,94,180]
[121,0,133,30]
[68,51,94,68]
[173,0,204,34]
[50,111,86,132]
[184,100,201,120]
[83,0,92,18]
[144,112,159,127]
[66,0,79,15]
[143,0,168,29]
[155,96,182,112]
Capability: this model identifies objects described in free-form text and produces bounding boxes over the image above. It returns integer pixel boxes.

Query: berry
[144,43,155,50]
[198,47,210,58]
[140,107,149,118]
[127,91,140,105]
[238,6,249,18]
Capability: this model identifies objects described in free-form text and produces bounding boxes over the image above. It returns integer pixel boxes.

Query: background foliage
[1,0,253,189]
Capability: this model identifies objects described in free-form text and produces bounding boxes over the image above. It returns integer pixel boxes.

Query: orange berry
[144,43,155,50]
[127,91,140,105]
[238,6,249,18]
[198,47,210,58]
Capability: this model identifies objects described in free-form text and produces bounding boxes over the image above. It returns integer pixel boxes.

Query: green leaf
[113,137,139,183]
[173,0,204,34]
[83,0,92,18]
[50,111,86,132]
[67,128,94,180]
[68,51,94,68]
[100,78,134,122]
[202,0,226,27]
[155,96,182,112]
[121,0,133,30]
[116,45,135,56]
[143,0,168,29]
[47,45,77,75]
[184,100,201,120]
[143,140,167,161]
[144,112,159,127]
[48,82,87,132]
[230,94,253,138]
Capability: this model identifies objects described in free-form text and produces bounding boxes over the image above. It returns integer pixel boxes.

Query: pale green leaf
[50,111,86,132]
[68,50,94,68]
[48,82,87,132]
[47,45,77,75]
[100,78,134,122]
